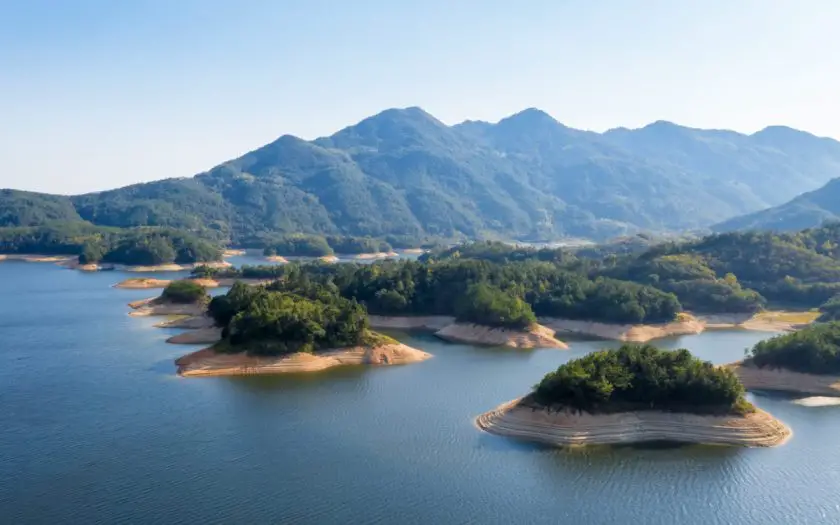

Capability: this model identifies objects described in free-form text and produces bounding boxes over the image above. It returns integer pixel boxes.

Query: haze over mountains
[4,107,840,243]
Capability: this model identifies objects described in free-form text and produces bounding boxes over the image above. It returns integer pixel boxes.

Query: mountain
[5,107,840,243]
[714,177,840,232]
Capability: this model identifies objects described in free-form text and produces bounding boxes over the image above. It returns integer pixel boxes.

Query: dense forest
[262,234,396,257]
[0,223,223,265]
[201,259,681,324]
[161,281,209,304]
[748,322,840,375]
[207,281,371,356]
[531,344,751,414]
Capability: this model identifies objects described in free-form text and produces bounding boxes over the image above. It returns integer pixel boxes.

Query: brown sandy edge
[127,297,207,317]
[175,343,432,377]
[728,361,840,397]
[0,254,77,263]
[115,277,268,289]
[539,317,704,343]
[475,398,791,447]
[435,323,568,349]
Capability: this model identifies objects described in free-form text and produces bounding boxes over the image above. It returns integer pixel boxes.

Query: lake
[1,261,839,524]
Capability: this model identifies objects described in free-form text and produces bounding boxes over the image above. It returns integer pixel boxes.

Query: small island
[730,322,840,396]
[174,281,430,377]
[128,280,210,317]
[477,344,790,447]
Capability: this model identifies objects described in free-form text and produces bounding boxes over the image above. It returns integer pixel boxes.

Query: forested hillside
[4,107,840,243]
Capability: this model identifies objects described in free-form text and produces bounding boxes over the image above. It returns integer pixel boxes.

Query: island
[174,281,430,377]
[729,322,840,396]
[128,280,210,317]
[115,276,268,289]
[476,344,791,447]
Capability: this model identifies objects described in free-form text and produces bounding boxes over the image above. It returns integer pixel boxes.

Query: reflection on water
[1,262,840,524]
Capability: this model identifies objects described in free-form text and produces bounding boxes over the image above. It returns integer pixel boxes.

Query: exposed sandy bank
[435,323,568,349]
[540,317,704,342]
[729,361,840,397]
[476,398,791,447]
[122,261,231,273]
[319,255,340,263]
[166,327,223,345]
[175,343,432,377]
[401,248,425,254]
[115,277,268,289]
[354,252,399,260]
[0,254,77,263]
[698,312,814,333]
[154,315,215,329]
[368,315,455,331]
[223,249,246,257]
[265,255,289,263]
[127,297,207,317]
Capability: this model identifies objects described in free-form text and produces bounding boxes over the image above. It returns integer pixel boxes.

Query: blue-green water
[2,262,840,524]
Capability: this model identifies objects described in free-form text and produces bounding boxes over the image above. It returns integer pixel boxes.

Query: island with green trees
[173,281,431,376]
[476,344,791,447]
[730,322,840,396]
[128,280,212,318]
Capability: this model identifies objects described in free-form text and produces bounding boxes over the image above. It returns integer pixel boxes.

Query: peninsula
[476,344,791,447]
[174,281,430,377]
[729,322,840,396]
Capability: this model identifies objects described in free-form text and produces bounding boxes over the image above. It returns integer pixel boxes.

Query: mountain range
[4,107,840,243]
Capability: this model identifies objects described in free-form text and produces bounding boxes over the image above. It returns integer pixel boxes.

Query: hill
[5,108,840,243]
[714,178,840,232]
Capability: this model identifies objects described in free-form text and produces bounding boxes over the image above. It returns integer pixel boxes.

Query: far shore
[475,397,791,447]
[175,342,432,377]
[728,360,840,397]
[114,277,269,289]
[3,252,235,273]
[0,253,77,264]
[435,322,568,349]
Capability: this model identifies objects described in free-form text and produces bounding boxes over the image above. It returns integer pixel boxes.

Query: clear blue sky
[2,0,838,194]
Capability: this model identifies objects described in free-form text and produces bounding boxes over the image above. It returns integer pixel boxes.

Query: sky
[2,0,839,194]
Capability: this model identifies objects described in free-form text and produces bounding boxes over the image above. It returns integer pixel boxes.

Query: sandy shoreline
[115,277,268,289]
[265,255,289,263]
[476,398,791,447]
[0,254,77,263]
[166,327,223,344]
[540,317,705,342]
[729,361,840,397]
[127,297,207,317]
[435,323,568,348]
[175,343,432,376]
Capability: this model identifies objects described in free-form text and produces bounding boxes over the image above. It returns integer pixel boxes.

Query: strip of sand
[540,317,704,342]
[698,312,815,333]
[115,277,269,289]
[166,327,223,345]
[0,254,77,263]
[435,322,567,348]
[154,315,216,329]
[128,297,207,317]
[729,361,840,397]
[223,249,246,257]
[175,343,432,377]
[265,255,289,263]
[475,398,791,447]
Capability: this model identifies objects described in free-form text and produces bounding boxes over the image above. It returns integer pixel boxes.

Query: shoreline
[175,342,432,377]
[539,317,704,342]
[114,277,269,289]
[728,361,840,397]
[127,297,207,317]
[435,322,567,348]
[475,397,791,447]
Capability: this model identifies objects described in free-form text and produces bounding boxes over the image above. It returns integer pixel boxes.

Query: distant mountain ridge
[714,177,840,232]
[4,107,840,243]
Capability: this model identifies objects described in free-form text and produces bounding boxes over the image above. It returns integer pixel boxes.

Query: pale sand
[154,315,216,329]
[476,398,791,447]
[166,327,223,345]
[0,254,77,263]
[265,255,289,263]
[368,315,456,331]
[319,255,340,263]
[122,261,231,273]
[698,313,813,333]
[127,297,207,317]
[728,361,840,397]
[540,317,705,342]
[354,252,399,260]
[175,343,432,377]
[435,323,568,349]
[401,248,425,254]
[223,249,246,257]
[115,277,268,289]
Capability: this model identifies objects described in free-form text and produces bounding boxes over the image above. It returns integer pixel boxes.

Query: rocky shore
[476,398,791,447]
[540,317,704,342]
[729,360,840,397]
[175,343,432,377]
[435,323,567,348]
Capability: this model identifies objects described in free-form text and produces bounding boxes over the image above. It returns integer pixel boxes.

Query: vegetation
[818,296,840,322]
[0,223,223,265]
[423,241,569,265]
[263,234,333,257]
[207,281,370,356]
[454,283,536,328]
[748,322,840,375]
[6,108,840,243]
[532,344,751,414]
[161,281,208,304]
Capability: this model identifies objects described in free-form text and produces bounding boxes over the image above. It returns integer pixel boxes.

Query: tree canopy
[161,280,209,304]
[748,322,840,375]
[532,344,750,414]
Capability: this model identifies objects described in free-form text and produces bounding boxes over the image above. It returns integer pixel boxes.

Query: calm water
[2,262,840,524]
